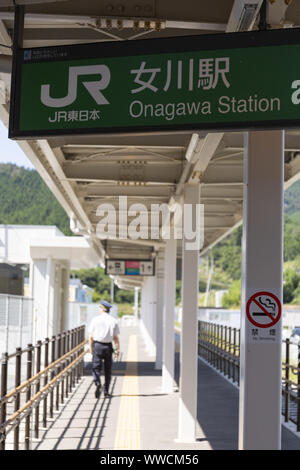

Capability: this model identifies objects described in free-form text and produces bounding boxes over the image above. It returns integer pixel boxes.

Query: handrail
[0,325,86,450]
[0,339,88,407]
[0,347,88,436]
[198,320,300,432]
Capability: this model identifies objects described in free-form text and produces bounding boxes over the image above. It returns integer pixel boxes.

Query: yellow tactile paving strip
[114,335,140,449]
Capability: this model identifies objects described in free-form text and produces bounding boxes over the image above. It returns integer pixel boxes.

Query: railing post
[43,338,49,428]
[237,329,240,386]
[220,324,223,372]
[34,341,42,439]
[71,329,75,388]
[213,323,216,368]
[0,352,8,450]
[25,344,33,450]
[56,334,61,411]
[206,323,209,363]
[75,328,80,383]
[233,328,237,384]
[204,322,208,361]
[18,298,23,349]
[285,339,290,423]
[50,336,55,419]
[228,327,232,379]
[80,326,85,380]
[297,342,300,433]
[14,347,22,450]
[225,326,228,376]
[82,326,86,379]
[5,297,9,353]
[203,322,206,359]
[216,324,220,371]
[61,332,65,404]
[219,324,222,371]
[210,323,213,364]
[207,322,209,361]
[66,330,70,396]
[202,321,204,357]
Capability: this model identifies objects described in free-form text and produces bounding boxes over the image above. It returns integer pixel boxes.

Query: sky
[0,120,35,169]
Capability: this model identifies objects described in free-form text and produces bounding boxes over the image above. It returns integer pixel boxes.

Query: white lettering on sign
[129,99,211,121]
[130,57,230,94]
[41,65,111,108]
[128,94,281,122]
[48,109,101,123]
[218,95,280,114]
[291,80,300,105]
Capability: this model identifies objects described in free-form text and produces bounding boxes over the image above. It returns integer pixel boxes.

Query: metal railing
[0,325,87,450]
[198,321,240,385]
[198,320,300,432]
[282,338,300,431]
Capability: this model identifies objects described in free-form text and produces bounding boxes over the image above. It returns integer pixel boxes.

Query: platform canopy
[0,0,300,286]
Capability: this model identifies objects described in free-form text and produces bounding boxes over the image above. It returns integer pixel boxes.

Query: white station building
[0,224,98,340]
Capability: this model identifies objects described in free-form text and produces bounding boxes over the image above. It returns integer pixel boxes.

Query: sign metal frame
[9,27,300,139]
[105,258,155,277]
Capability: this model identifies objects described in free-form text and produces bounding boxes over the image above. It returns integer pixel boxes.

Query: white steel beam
[63,161,182,184]
[0,20,11,55]
[188,133,224,185]
[0,11,226,32]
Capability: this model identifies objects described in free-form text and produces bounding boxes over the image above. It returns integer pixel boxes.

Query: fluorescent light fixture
[227,0,263,32]
[238,4,258,30]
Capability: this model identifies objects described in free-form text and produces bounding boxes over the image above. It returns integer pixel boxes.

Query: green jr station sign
[9,28,300,138]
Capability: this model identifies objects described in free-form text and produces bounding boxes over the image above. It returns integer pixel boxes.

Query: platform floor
[32,321,300,451]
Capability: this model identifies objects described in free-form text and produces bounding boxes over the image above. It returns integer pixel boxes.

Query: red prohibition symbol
[246,291,281,328]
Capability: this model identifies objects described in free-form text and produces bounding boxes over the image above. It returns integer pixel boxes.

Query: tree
[283,268,300,303]
[221,280,241,308]
[71,267,134,304]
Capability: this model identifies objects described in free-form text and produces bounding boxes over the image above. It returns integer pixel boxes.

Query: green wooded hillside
[0,163,71,234]
[212,179,300,307]
[0,164,134,309]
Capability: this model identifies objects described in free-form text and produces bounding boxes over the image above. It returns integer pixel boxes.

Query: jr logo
[40,65,111,108]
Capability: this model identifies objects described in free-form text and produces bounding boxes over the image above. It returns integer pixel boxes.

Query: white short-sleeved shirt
[88,312,120,343]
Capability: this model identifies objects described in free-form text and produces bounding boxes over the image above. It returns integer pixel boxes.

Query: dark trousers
[92,342,113,391]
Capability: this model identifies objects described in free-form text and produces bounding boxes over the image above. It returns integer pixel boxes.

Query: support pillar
[31,258,70,341]
[110,277,114,304]
[60,262,70,332]
[155,248,165,369]
[239,130,284,450]
[134,287,139,318]
[162,237,176,391]
[140,277,156,356]
[177,184,200,442]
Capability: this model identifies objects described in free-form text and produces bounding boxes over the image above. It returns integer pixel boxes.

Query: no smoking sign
[246,291,281,343]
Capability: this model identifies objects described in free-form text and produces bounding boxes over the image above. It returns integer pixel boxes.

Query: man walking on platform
[88,300,120,398]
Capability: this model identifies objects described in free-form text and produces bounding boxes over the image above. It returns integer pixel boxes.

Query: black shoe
[95,384,101,398]
[104,390,112,398]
